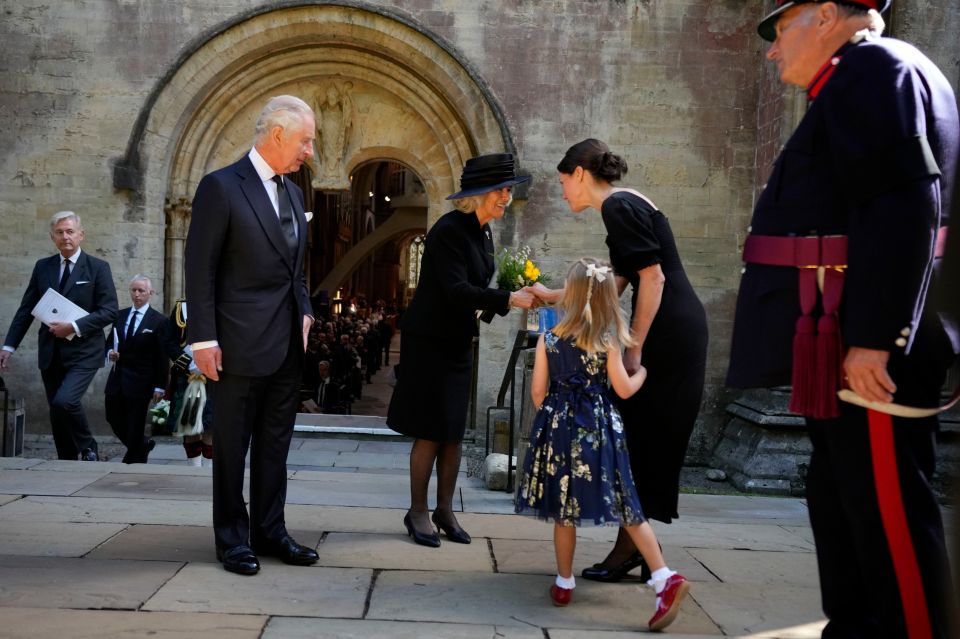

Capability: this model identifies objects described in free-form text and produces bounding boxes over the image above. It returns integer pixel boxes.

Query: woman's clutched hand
[510,288,537,309]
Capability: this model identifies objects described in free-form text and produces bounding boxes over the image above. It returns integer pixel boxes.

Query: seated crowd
[300,300,397,414]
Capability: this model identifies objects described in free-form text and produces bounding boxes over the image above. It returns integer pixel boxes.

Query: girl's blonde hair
[551,257,635,353]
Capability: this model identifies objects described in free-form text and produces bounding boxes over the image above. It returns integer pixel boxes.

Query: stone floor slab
[87,524,321,563]
[690,582,826,637]
[492,538,717,582]
[0,468,106,496]
[687,549,820,588]
[0,607,267,639]
[0,555,182,609]
[285,449,338,467]
[458,512,614,541]
[263,617,544,639]
[296,438,360,452]
[73,472,221,501]
[659,521,815,552]
[0,494,20,506]
[144,563,371,617]
[677,494,810,526]
[94,463,211,477]
[367,570,720,634]
[0,520,127,557]
[356,440,416,454]
[0,495,210,525]
[284,504,406,534]
[0,458,43,470]
[24,460,114,473]
[551,632,725,639]
[318,532,493,571]
[333,451,409,469]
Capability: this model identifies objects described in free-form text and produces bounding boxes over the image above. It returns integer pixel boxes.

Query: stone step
[294,413,400,437]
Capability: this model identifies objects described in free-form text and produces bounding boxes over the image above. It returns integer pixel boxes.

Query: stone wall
[0,1,957,466]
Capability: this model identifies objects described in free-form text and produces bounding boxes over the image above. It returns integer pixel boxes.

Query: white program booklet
[31,288,89,341]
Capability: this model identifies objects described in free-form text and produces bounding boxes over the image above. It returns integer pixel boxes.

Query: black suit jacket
[4,251,118,370]
[185,155,312,377]
[105,306,170,398]
[399,210,510,342]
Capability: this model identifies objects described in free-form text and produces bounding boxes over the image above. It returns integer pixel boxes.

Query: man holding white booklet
[0,211,118,460]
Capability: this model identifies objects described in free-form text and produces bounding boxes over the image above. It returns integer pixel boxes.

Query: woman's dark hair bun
[596,150,627,182]
[556,138,627,183]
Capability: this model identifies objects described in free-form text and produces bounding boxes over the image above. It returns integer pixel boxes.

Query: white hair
[129,274,153,288]
[254,95,314,143]
[49,210,82,231]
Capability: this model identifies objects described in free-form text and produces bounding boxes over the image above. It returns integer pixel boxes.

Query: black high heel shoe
[431,510,472,544]
[403,512,440,548]
[580,550,651,582]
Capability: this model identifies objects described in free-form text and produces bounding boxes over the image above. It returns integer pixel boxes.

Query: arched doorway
[118,2,514,417]
[123,2,512,310]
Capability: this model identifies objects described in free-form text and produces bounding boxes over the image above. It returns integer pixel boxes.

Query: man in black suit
[185,94,319,576]
[313,360,344,414]
[0,211,118,460]
[104,274,169,464]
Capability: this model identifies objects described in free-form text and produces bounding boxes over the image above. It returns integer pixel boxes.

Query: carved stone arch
[115,2,515,309]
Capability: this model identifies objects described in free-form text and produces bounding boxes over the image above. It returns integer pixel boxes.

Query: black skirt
[387,332,473,442]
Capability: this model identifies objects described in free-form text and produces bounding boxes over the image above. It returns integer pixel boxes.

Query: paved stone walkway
[2,433,950,638]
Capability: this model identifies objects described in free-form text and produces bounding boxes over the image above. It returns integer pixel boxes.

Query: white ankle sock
[555,574,576,589]
[187,455,202,467]
[648,567,676,593]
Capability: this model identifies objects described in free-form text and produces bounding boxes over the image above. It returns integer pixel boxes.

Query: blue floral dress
[515,332,645,527]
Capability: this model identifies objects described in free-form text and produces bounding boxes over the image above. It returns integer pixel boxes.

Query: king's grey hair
[254,95,314,143]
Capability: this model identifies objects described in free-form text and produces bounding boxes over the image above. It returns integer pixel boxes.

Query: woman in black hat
[387,153,537,547]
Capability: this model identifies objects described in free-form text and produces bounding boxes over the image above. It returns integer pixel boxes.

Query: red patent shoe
[648,573,689,631]
[549,584,573,607]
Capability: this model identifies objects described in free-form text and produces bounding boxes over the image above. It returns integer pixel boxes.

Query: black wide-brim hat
[758,0,890,42]
[446,153,531,200]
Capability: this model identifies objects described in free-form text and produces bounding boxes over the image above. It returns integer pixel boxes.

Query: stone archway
[113,2,513,309]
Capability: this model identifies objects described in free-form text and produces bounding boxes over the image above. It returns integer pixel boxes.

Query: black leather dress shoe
[142,439,156,463]
[403,512,440,548]
[216,545,260,575]
[581,551,650,582]
[431,510,471,544]
[79,448,99,462]
[253,535,319,566]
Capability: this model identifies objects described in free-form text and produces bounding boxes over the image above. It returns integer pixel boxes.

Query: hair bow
[585,263,610,282]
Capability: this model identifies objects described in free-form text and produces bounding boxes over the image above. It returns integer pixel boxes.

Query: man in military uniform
[728,2,958,637]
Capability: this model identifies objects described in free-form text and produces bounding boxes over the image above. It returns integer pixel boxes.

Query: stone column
[164,197,191,312]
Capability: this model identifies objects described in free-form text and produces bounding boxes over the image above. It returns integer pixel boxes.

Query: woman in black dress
[387,153,537,547]
[533,139,708,580]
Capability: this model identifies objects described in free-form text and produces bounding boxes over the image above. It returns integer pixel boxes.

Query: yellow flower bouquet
[495,246,549,291]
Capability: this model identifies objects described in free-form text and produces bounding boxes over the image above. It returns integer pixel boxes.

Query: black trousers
[105,392,151,463]
[40,356,98,460]
[806,354,953,638]
[211,329,302,550]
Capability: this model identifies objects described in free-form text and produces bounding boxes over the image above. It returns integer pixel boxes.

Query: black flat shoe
[431,510,471,544]
[403,512,440,548]
[216,545,260,575]
[581,551,650,582]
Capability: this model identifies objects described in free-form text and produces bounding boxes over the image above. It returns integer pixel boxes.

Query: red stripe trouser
[805,397,953,638]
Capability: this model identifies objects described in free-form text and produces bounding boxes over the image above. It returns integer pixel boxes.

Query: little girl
[515,258,689,632]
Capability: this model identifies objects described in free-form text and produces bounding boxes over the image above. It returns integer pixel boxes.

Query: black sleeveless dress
[602,191,708,523]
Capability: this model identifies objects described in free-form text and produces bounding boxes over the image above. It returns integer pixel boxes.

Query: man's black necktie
[272,175,298,257]
[58,259,71,292]
[318,380,325,407]
[125,309,139,343]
